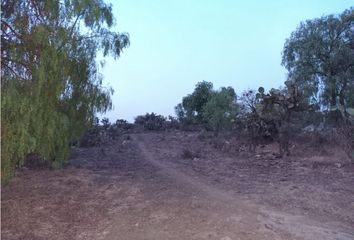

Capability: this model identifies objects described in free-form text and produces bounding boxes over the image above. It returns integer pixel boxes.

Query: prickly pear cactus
[255,81,303,156]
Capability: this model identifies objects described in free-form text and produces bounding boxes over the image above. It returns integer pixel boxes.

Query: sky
[100,0,354,122]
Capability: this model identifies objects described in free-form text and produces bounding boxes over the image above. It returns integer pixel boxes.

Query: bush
[134,113,167,131]
[79,126,102,147]
[331,118,354,161]
[238,83,307,156]
[165,115,180,129]
[115,119,134,130]
[101,117,111,129]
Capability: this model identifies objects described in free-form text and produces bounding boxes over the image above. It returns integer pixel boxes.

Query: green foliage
[176,82,238,133]
[203,87,238,134]
[1,0,129,183]
[282,8,354,113]
[179,81,214,123]
[135,113,167,131]
[175,103,186,123]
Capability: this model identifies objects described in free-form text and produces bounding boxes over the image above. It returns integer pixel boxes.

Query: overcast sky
[100,0,354,122]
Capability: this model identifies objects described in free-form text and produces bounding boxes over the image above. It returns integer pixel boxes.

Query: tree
[176,82,239,133]
[239,89,261,114]
[175,103,186,123]
[1,0,129,182]
[177,81,213,123]
[282,8,354,115]
[203,87,238,134]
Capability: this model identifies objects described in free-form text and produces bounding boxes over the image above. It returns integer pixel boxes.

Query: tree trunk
[339,81,347,111]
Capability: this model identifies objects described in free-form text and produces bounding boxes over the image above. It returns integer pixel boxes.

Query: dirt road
[2,132,354,240]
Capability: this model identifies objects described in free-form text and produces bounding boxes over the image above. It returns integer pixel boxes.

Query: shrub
[134,113,166,130]
[101,117,111,129]
[238,83,307,156]
[165,115,180,129]
[115,119,134,130]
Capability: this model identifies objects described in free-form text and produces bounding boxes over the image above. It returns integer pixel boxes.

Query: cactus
[243,81,305,156]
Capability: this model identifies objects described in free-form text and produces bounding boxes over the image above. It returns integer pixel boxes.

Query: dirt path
[103,134,354,240]
[134,134,242,203]
[101,134,273,240]
[2,132,354,240]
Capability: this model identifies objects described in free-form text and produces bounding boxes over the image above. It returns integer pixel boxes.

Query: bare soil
[2,130,354,240]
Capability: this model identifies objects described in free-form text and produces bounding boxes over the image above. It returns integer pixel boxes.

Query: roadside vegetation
[1,4,353,184]
[1,0,129,182]
[1,4,354,239]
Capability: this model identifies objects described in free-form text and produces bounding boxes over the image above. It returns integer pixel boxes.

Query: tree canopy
[282,8,354,112]
[176,81,238,133]
[1,0,129,182]
[203,87,238,134]
[176,81,214,124]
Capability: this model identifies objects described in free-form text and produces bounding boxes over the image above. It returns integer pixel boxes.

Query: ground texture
[2,130,354,240]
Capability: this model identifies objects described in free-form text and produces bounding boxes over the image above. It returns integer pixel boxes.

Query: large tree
[176,81,214,124]
[282,8,354,113]
[175,82,239,133]
[203,87,238,134]
[1,0,129,182]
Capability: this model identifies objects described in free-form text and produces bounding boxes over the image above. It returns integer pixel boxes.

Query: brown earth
[2,130,354,240]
